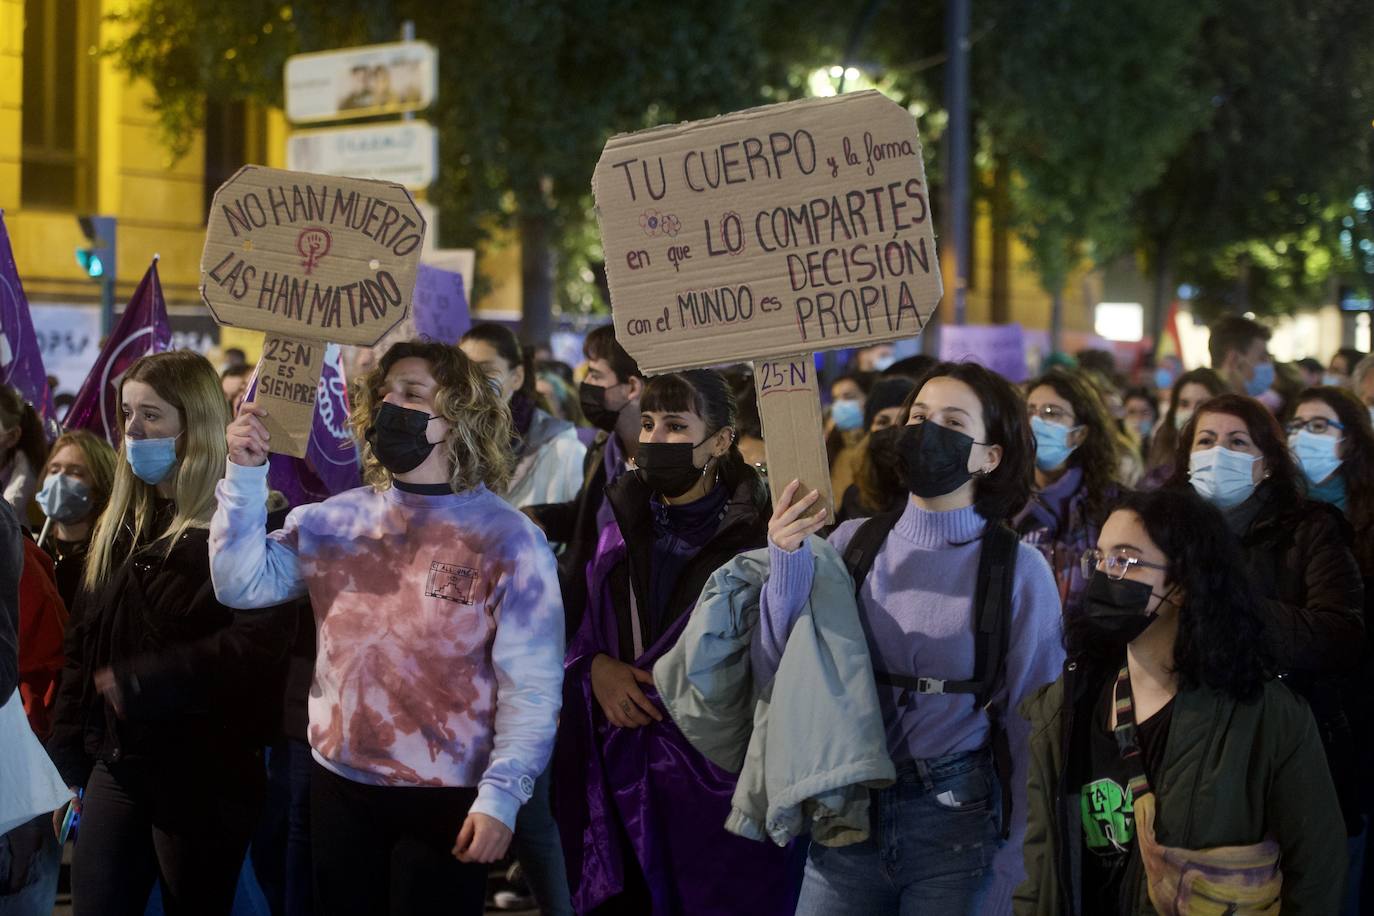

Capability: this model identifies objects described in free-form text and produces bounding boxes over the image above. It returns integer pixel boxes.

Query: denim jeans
[794,748,1002,916]
[0,817,61,916]
[250,739,313,916]
[513,761,573,916]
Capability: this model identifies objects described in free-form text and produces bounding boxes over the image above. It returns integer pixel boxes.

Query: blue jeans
[0,817,61,916]
[250,739,313,916]
[794,748,1002,916]
[513,761,572,916]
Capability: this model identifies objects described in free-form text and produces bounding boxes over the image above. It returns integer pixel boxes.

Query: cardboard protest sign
[200,166,425,456]
[593,91,942,513]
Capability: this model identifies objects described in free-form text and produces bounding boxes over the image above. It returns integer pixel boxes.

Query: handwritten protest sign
[593,91,942,513]
[200,166,425,456]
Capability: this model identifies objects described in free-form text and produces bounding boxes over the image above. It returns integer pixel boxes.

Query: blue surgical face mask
[1245,360,1275,397]
[871,354,896,372]
[1323,373,1343,387]
[1367,406,1374,428]
[831,398,864,432]
[1153,367,1176,392]
[1188,446,1260,509]
[1291,429,1343,486]
[35,473,92,523]
[125,436,179,486]
[1031,415,1080,472]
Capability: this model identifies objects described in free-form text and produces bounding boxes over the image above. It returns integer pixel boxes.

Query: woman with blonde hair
[46,350,294,915]
[34,429,117,608]
[212,340,564,916]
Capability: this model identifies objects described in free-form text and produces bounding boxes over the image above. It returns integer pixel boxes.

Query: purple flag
[247,342,361,508]
[64,258,172,444]
[0,210,60,438]
[412,264,469,343]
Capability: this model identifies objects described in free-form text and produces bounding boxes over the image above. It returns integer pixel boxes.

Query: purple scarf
[554,522,791,915]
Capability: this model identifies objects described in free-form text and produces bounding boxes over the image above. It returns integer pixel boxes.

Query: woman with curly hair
[1015,487,1345,914]
[1015,368,1124,619]
[211,341,565,916]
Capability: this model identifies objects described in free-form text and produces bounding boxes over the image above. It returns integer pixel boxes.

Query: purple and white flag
[0,211,60,438]
[247,342,361,508]
[64,258,172,444]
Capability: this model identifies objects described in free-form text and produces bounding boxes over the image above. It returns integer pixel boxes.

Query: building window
[21,0,95,210]
[204,101,269,218]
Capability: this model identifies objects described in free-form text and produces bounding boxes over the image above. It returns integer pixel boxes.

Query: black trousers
[72,756,264,916]
[309,760,487,916]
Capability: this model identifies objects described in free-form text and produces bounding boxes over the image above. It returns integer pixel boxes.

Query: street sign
[593,91,942,515]
[284,41,437,124]
[200,166,426,456]
[287,121,438,190]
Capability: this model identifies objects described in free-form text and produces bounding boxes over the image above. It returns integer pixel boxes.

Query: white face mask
[1173,409,1194,431]
[1188,446,1261,509]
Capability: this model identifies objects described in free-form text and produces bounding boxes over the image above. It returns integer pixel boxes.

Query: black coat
[528,430,615,638]
[602,472,767,661]
[1238,485,1365,833]
[46,522,294,788]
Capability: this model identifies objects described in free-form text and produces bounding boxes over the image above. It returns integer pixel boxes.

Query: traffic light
[76,216,117,333]
[76,216,115,277]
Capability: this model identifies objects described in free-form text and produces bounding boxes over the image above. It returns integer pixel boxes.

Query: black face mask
[579,382,624,433]
[365,402,438,474]
[1080,571,1160,649]
[867,426,905,490]
[897,422,977,498]
[635,438,710,498]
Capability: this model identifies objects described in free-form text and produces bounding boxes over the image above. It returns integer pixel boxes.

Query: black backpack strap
[973,521,1018,839]
[840,509,904,597]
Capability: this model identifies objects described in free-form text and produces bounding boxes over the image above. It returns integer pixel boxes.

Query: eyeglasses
[1028,404,1076,427]
[1285,417,1345,436]
[1080,548,1168,581]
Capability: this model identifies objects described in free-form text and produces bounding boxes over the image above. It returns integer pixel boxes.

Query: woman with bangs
[211,341,564,916]
[554,368,791,915]
[45,350,295,915]
[1015,368,1124,619]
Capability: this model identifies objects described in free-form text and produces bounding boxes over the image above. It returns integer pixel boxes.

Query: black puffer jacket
[46,520,294,787]
[1237,485,1364,832]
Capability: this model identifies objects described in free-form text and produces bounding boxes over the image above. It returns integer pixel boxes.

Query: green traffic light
[75,248,104,278]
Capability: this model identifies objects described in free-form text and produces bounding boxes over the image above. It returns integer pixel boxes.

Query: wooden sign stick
[246,334,328,458]
[753,353,834,520]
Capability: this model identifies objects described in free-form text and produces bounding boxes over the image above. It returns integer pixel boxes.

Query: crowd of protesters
[2,311,1372,916]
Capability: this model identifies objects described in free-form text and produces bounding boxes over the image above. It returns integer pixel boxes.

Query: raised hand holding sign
[199,166,425,456]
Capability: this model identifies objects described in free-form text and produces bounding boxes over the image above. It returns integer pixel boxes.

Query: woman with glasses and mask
[45,351,295,915]
[1016,487,1345,915]
[761,362,1064,916]
[213,342,563,916]
[1166,393,1365,838]
[1141,368,1228,488]
[1286,385,1374,911]
[554,368,791,915]
[1015,368,1124,620]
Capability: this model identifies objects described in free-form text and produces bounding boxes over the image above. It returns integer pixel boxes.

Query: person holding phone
[45,351,294,916]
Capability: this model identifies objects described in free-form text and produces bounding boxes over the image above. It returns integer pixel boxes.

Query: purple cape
[554,523,791,915]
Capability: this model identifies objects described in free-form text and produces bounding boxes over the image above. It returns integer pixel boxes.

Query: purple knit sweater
[756,499,1065,914]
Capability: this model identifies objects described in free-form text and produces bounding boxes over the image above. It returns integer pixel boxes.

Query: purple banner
[412,263,469,343]
[938,323,1029,383]
[247,342,361,509]
[0,211,60,438]
[63,259,172,444]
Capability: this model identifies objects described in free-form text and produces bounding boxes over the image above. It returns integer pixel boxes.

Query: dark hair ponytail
[641,368,769,514]
[460,322,547,410]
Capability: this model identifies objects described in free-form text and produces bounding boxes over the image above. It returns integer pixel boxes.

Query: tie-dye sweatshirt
[209,460,565,830]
